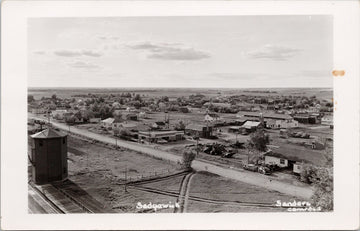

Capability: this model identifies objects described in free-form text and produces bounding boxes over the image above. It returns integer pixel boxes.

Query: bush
[248,128,269,151]
[180,148,196,170]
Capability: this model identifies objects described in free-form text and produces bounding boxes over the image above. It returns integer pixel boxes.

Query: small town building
[264,152,289,168]
[29,128,68,184]
[138,130,184,143]
[204,113,221,122]
[241,121,261,132]
[179,107,190,113]
[125,113,138,121]
[321,115,333,127]
[237,111,298,128]
[152,121,166,130]
[265,118,299,129]
[228,126,241,133]
[138,111,147,118]
[100,117,122,129]
[31,108,47,114]
[89,118,101,123]
[185,124,213,138]
[293,162,304,174]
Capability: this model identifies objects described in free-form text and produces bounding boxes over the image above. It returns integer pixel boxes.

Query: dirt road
[29,114,314,199]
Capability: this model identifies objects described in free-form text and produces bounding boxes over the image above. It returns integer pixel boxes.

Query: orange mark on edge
[332,70,345,77]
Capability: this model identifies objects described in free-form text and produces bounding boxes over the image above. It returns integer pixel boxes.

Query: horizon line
[28,86,333,90]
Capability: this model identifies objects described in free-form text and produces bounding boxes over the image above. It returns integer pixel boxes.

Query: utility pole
[196,136,199,157]
[124,165,128,193]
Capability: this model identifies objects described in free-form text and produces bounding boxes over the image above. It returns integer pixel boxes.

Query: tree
[161,96,169,102]
[51,94,57,100]
[300,165,333,211]
[28,95,35,103]
[248,128,269,151]
[180,148,196,170]
[311,167,333,211]
[112,110,122,121]
[174,120,186,131]
[134,94,142,102]
[81,110,94,121]
[113,127,120,136]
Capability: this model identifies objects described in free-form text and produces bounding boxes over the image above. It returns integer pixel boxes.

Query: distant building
[31,108,47,114]
[29,128,68,184]
[237,111,298,129]
[293,114,319,124]
[125,113,138,121]
[100,117,122,129]
[264,152,289,168]
[138,130,184,143]
[89,118,101,123]
[179,107,190,113]
[240,121,261,133]
[321,115,333,127]
[152,121,166,130]
[185,124,213,138]
[293,162,304,174]
[204,113,221,122]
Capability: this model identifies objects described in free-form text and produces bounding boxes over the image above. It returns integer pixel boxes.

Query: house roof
[186,124,208,131]
[264,144,327,166]
[101,117,122,124]
[321,115,333,120]
[242,121,261,129]
[101,118,115,124]
[30,128,67,139]
[237,111,293,120]
[119,123,137,128]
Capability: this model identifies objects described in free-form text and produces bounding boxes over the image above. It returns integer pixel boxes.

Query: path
[175,172,195,213]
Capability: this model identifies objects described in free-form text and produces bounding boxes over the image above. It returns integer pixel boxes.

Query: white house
[100,117,122,129]
[293,162,303,174]
[204,113,221,123]
[321,115,333,126]
[264,153,289,168]
[266,118,298,129]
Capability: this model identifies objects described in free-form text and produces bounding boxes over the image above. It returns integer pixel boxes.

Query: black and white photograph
[1,1,359,230]
[27,15,334,214]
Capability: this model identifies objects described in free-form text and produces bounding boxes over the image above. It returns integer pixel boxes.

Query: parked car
[258,166,272,175]
[243,164,258,172]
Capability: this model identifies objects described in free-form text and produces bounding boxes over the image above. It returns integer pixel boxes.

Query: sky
[28,16,333,88]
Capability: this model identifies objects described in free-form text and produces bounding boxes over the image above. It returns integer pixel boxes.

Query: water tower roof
[30,128,67,139]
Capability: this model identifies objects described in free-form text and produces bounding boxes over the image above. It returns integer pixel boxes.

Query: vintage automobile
[243,164,258,172]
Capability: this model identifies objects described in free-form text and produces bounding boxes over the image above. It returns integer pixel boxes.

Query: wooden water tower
[29,128,68,184]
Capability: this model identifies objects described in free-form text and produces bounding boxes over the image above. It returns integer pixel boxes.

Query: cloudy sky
[28,16,333,88]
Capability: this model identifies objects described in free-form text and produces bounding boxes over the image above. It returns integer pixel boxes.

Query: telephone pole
[124,165,128,193]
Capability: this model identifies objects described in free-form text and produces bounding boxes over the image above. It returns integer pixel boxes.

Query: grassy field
[187,171,299,212]
[67,135,182,212]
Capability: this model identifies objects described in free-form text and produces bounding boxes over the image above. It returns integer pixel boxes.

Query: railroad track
[29,180,94,213]
[28,182,65,214]
[130,184,282,209]
[127,170,190,186]
[175,172,195,213]
[51,183,95,213]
